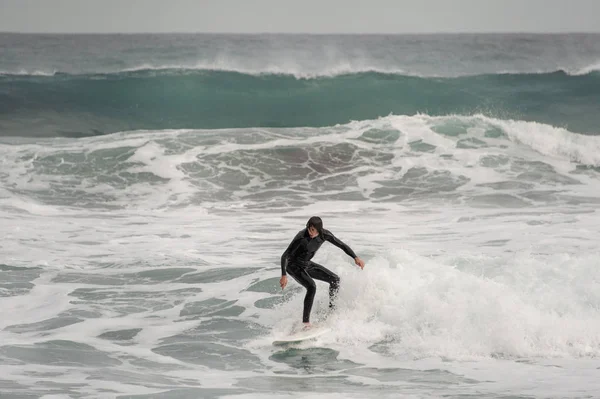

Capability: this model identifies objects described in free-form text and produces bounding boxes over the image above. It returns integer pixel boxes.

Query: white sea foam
[2,114,600,397]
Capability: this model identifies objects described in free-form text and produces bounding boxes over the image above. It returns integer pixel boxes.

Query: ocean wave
[2,113,599,213]
[1,69,599,138]
[2,62,600,79]
[426,114,600,167]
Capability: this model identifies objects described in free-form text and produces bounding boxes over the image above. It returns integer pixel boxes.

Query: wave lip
[491,117,600,166]
[0,68,58,76]
[572,61,600,76]
[119,62,410,79]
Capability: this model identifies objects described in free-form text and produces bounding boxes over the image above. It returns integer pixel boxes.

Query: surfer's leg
[306,262,340,309]
[287,265,317,323]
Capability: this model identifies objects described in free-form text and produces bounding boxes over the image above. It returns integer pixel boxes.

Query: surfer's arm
[323,229,357,259]
[280,230,304,276]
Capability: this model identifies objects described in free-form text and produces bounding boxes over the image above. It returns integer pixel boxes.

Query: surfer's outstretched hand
[355,257,365,269]
[280,275,288,290]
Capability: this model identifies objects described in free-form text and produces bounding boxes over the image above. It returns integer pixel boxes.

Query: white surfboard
[272,327,331,346]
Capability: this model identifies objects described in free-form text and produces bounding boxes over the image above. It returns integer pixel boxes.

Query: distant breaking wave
[1,69,599,137]
[1,61,600,79]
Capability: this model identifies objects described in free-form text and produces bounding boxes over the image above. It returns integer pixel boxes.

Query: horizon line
[2,30,600,35]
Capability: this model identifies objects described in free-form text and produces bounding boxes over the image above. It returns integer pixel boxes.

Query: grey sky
[1,0,599,34]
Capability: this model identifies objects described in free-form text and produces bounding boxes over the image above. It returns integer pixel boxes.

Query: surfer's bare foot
[302,322,312,330]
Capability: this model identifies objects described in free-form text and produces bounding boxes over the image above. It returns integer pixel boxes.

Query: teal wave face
[1,69,599,137]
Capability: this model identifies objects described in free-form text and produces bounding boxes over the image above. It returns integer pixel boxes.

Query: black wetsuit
[281,228,357,323]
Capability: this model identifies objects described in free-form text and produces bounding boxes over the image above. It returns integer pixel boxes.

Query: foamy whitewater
[1,33,600,399]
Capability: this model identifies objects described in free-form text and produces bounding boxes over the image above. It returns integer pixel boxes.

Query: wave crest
[2,62,600,79]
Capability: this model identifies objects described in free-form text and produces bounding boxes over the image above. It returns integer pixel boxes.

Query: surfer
[280,216,365,327]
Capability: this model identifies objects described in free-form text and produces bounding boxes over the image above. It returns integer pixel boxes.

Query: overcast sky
[1,0,599,34]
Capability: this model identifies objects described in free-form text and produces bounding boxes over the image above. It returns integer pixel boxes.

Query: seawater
[1,33,600,399]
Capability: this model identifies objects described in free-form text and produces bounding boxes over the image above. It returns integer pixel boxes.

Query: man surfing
[280,216,365,328]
